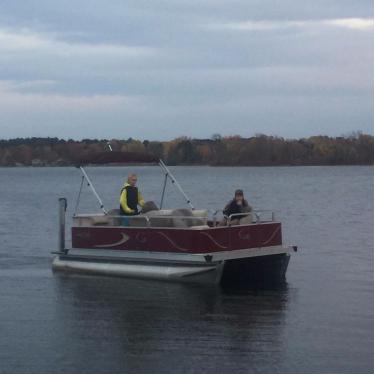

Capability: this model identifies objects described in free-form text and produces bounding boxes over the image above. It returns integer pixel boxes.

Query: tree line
[0,133,373,166]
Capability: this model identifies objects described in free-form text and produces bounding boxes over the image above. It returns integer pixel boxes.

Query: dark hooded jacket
[223,198,252,218]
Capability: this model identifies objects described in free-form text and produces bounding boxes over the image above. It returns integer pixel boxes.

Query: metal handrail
[74,213,208,227]
[227,212,253,226]
[212,209,276,225]
[73,210,275,227]
[107,214,207,221]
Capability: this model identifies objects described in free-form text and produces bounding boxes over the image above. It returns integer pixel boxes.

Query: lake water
[0,166,373,374]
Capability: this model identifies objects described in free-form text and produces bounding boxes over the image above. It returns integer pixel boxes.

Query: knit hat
[235,189,244,196]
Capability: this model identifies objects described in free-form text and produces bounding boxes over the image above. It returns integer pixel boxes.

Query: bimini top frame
[74,154,194,215]
[158,159,194,210]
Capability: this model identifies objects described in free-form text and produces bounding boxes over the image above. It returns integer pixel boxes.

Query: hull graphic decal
[199,232,228,249]
[261,226,281,245]
[95,233,130,248]
[156,232,191,252]
[238,228,251,240]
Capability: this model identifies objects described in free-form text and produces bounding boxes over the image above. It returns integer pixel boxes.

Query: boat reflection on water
[52,273,290,372]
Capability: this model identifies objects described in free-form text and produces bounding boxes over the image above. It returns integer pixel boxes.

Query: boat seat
[229,214,253,226]
[191,210,209,218]
[73,214,114,226]
[169,209,207,228]
[129,209,208,228]
[239,215,253,224]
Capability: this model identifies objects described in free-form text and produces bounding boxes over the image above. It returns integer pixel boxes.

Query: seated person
[222,189,252,225]
[119,173,145,217]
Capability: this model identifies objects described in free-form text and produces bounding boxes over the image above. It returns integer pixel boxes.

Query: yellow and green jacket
[119,183,145,215]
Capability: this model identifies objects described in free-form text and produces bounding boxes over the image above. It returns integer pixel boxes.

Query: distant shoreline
[1,134,373,167]
[1,163,373,168]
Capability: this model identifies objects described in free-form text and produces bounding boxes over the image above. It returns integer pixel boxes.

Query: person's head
[127,173,138,187]
[234,189,244,203]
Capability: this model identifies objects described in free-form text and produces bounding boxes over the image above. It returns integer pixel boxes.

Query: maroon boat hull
[72,222,282,254]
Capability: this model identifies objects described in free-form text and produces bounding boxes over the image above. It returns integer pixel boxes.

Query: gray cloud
[0,1,374,139]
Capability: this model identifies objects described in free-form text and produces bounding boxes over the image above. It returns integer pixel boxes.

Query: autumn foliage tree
[0,134,373,166]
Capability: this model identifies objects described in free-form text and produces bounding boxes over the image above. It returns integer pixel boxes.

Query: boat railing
[122,214,208,228]
[73,213,208,228]
[230,210,275,224]
[212,209,275,225]
[73,210,275,228]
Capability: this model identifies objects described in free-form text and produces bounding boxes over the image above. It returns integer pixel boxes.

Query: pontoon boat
[52,156,297,285]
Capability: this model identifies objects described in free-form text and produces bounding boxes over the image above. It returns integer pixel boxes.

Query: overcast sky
[0,1,374,140]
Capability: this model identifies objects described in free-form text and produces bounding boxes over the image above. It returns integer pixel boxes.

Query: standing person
[222,189,252,225]
[119,173,145,216]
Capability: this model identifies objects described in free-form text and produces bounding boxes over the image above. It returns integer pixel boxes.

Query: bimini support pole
[58,198,67,253]
[158,159,195,210]
[160,173,168,209]
[79,166,108,214]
